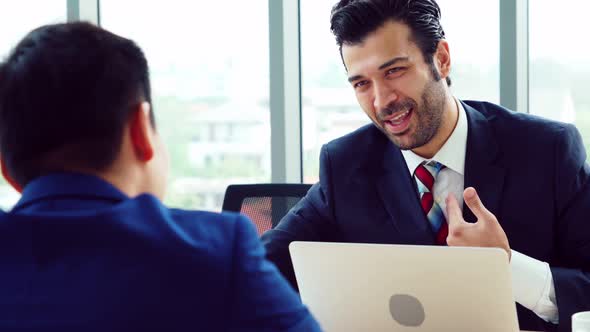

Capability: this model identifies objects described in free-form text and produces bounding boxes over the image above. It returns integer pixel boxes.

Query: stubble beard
[379,79,447,151]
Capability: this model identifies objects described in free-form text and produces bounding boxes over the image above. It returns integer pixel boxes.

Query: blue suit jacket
[0,173,321,332]
[262,100,590,332]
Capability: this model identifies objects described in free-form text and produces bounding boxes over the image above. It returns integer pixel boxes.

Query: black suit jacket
[262,100,590,332]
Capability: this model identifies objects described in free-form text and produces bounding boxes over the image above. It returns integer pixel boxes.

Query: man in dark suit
[0,22,321,331]
[262,1,590,331]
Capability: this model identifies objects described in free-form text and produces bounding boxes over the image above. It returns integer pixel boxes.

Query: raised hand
[445,187,511,260]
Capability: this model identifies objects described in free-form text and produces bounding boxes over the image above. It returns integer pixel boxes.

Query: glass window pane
[0,0,66,210]
[438,0,499,103]
[101,1,270,211]
[301,0,499,182]
[530,1,590,158]
[300,0,363,183]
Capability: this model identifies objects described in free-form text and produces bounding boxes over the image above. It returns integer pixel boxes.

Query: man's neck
[411,95,459,159]
[63,163,142,199]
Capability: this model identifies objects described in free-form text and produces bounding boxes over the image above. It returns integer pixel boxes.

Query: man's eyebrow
[348,74,363,83]
[347,56,410,82]
[378,56,409,70]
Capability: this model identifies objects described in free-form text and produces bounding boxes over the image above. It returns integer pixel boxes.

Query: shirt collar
[13,172,129,211]
[401,97,468,175]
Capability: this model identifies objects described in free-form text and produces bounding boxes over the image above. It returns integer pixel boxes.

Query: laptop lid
[289,242,519,332]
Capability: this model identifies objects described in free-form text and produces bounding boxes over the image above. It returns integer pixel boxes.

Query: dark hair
[330,0,451,86]
[0,22,154,186]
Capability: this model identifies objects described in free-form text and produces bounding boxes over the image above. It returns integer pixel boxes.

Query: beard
[376,78,446,150]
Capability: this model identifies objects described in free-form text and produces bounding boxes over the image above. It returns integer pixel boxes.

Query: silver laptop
[289,242,519,332]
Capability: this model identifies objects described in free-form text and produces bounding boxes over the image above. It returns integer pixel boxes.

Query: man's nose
[373,82,398,113]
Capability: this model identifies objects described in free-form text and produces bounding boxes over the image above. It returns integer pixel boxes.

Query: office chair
[222,184,312,236]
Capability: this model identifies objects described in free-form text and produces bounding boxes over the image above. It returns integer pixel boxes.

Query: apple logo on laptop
[389,294,426,327]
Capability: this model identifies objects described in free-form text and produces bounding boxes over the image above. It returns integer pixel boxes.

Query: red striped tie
[414,162,448,245]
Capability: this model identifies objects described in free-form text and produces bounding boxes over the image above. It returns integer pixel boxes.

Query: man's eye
[354,81,368,89]
[387,67,404,75]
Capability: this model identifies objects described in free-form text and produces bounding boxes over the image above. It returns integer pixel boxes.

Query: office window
[0,0,66,210]
[530,1,590,157]
[301,0,499,182]
[437,0,499,103]
[101,1,271,211]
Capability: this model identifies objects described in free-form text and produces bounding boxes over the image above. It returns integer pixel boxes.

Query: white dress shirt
[400,98,558,323]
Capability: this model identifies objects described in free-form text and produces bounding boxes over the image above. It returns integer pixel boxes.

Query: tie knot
[423,160,445,177]
[414,161,445,193]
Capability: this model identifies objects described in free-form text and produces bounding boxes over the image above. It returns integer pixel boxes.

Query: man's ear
[129,102,155,163]
[435,40,451,80]
[0,156,23,193]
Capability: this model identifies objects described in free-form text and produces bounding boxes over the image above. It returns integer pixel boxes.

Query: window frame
[73,0,531,185]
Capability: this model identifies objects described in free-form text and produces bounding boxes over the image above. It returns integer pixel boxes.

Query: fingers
[445,188,509,254]
[445,193,464,228]
[463,187,493,221]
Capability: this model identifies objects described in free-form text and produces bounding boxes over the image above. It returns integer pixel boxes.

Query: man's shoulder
[168,206,247,241]
[463,100,574,138]
[326,123,382,146]
[323,123,389,159]
[119,195,248,254]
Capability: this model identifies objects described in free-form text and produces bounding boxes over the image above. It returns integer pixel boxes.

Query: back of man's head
[0,22,154,187]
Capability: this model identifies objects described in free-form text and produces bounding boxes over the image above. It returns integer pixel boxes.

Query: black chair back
[222,184,312,236]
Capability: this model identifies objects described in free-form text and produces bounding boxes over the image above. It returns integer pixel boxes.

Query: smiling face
[342,20,451,152]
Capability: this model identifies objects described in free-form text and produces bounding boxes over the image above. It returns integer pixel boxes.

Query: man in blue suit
[262,1,590,331]
[0,22,321,331]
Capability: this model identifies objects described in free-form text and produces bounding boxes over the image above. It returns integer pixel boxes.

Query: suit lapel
[371,101,506,242]
[375,138,436,245]
[462,102,506,223]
